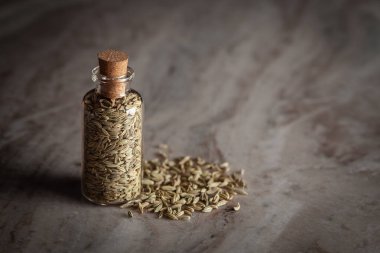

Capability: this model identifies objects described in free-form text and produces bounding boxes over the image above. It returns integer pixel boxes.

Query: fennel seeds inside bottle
[82,49,143,205]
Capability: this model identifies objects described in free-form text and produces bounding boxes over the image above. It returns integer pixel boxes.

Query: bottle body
[81,88,143,205]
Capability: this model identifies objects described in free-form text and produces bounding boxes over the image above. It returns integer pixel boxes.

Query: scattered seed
[154,204,162,213]
[171,204,183,209]
[179,215,191,221]
[165,212,178,220]
[216,200,227,207]
[184,206,194,213]
[202,206,213,213]
[234,188,248,195]
[233,203,240,211]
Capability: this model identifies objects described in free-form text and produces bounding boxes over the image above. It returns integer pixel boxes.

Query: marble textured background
[0,0,380,252]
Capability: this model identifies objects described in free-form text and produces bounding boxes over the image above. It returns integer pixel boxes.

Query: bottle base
[81,192,127,206]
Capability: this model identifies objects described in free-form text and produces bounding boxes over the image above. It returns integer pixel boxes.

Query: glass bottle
[81,50,143,205]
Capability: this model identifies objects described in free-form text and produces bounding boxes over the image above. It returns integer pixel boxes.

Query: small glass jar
[81,64,143,205]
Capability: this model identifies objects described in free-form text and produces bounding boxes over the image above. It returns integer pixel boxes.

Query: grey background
[0,0,380,252]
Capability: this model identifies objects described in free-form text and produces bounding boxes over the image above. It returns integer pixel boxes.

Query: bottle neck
[92,66,135,99]
[96,81,129,98]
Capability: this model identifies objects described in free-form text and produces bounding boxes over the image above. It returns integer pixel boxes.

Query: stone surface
[0,0,380,252]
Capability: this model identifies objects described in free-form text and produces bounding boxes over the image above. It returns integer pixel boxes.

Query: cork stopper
[97,49,129,99]
[98,49,128,77]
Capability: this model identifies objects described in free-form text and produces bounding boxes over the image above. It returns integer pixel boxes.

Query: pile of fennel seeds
[120,145,247,220]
